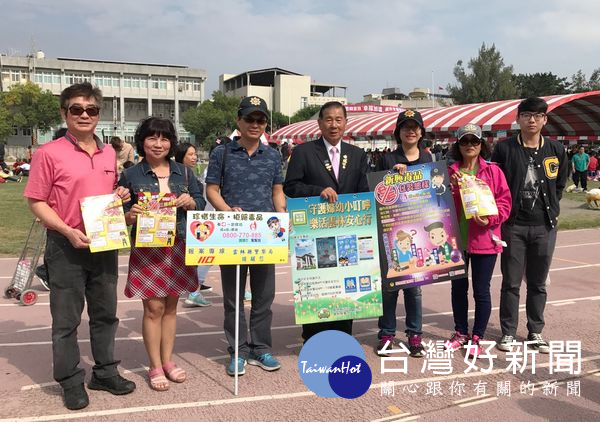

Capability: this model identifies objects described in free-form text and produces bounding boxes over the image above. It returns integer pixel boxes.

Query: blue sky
[2,0,599,103]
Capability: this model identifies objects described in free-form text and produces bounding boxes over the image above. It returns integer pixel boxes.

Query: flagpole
[431,70,435,108]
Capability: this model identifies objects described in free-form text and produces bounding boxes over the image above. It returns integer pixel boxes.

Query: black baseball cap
[238,96,269,118]
[393,109,425,141]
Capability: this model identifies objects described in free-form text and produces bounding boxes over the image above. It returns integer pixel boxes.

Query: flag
[438,86,445,91]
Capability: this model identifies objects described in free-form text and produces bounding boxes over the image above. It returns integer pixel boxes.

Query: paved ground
[1,228,599,422]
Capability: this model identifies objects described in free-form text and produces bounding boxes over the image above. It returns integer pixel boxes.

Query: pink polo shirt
[24,134,118,232]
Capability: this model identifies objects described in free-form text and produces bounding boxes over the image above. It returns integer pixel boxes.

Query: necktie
[330,147,339,180]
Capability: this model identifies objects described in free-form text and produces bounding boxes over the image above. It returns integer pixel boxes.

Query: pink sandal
[148,367,169,391]
[162,362,186,383]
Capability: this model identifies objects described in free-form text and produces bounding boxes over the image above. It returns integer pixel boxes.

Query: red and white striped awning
[271,91,600,141]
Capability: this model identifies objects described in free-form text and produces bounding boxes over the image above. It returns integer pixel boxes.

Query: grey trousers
[499,224,557,336]
[45,231,120,389]
[220,264,275,357]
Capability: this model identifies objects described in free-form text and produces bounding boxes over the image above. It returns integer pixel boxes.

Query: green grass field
[0,181,36,256]
[1,178,599,256]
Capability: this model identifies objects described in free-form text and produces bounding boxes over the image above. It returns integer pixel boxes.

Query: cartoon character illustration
[339,256,349,266]
[431,167,447,207]
[424,221,452,263]
[120,231,128,247]
[194,223,213,241]
[393,230,415,271]
[267,216,286,239]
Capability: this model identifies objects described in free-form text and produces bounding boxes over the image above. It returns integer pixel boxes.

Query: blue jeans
[378,286,422,338]
[196,265,210,284]
[451,253,497,338]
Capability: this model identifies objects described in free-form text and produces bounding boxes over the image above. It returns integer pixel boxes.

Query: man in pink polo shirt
[24,82,135,410]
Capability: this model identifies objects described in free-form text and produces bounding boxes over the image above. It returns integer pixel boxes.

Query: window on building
[66,73,89,85]
[193,81,201,91]
[22,127,32,136]
[124,76,131,88]
[140,79,147,88]
[159,79,167,90]
[53,74,61,83]
[12,126,18,136]
[152,79,159,89]
[11,70,22,82]
[34,73,43,83]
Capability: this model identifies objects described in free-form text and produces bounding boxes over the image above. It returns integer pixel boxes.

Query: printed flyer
[458,175,499,219]
[368,161,466,291]
[135,192,177,247]
[287,192,382,324]
[185,211,289,265]
[80,194,130,253]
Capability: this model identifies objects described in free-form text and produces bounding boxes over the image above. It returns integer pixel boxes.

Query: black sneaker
[527,333,550,354]
[497,334,515,352]
[199,284,213,292]
[88,374,136,395]
[35,265,50,291]
[407,334,425,358]
[63,384,89,410]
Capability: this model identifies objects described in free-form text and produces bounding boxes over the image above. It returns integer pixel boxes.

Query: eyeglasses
[458,137,482,147]
[67,105,100,117]
[519,112,546,121]
[242,116,268,125]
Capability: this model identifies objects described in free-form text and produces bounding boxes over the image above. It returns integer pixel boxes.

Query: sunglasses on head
[67,104,100,117]
[458,137,482,147]
[242,115,268,125]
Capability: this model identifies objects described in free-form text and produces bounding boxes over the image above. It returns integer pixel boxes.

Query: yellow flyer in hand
[80,194,130,252]
[135,192,177,247]
[458,175,498,219]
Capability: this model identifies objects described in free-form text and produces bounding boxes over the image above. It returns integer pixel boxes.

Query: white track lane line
[457,397,497,407]
[9,354,599,422]
[3,295,600,346]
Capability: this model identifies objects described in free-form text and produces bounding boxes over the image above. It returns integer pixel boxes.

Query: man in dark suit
[284,101,370,342]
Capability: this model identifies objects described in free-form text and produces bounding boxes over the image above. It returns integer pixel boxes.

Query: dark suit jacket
[284,138,369,197]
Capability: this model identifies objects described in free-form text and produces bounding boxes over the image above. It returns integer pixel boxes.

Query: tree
[513,72,570,97]
[270,111,290,131]
[447,43,519,104]
[181,91,239,150]
[290,104,321,123]
[2,81,61,145]
[587,68,600,91]
[0,95,13,142]
[569,69,589,93]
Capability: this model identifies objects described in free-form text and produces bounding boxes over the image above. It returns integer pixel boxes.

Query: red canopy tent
[271,91,600,142]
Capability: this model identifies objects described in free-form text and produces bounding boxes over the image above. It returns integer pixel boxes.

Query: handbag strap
[219,143,229,190]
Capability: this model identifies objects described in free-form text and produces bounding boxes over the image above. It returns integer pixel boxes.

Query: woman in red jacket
[444,124,512,358]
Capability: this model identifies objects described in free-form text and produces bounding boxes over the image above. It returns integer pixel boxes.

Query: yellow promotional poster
[185,211,289,265]
[80,194,130,253]
[135,192,177,247]
[458,175,499,219]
